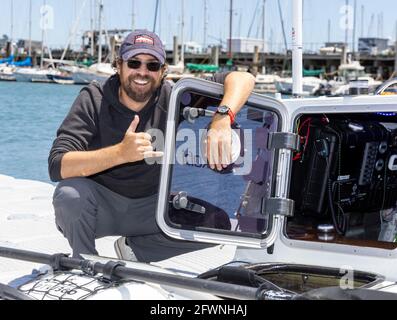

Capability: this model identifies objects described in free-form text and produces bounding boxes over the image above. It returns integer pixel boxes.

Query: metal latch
[262,198,295,217]
[268,132,300,151]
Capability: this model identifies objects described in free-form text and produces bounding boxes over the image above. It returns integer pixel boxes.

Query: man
[49,30,255,261]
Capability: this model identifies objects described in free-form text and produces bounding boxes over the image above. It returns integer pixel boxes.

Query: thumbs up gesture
[119,115,164,164]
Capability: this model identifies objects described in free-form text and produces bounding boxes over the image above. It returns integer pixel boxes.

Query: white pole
[292,0,303,97]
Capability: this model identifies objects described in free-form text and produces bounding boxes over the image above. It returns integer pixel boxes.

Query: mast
[247,0,260,38]
[190,16,194,42]
[367,13,374,37]
[262,0,266,53]
[352,0,357,54]
[28,0,32,56]
[40,0,46,68]
[327,19,331,43]
[180,0,185,64]
[10,0,14,53]
[345,0,349,50]
[98,0,103,63]
[203,0,208,50]
[394,21,397,74]
[153,0,160,33]
[131,0,135,31]
[61,0,88,61]
[228,0,233,60]
[360,5,364,38]
[277,0,288,54]
[238,10,242,38]
[292,0,303,96]
[90,0,94,57]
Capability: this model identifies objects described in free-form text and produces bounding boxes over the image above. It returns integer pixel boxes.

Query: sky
[1,0,396,53]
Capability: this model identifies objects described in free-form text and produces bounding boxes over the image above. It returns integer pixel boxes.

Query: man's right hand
[118,115,164,163]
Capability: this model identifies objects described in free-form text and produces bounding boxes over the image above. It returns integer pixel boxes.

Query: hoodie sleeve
[48,88,98,182]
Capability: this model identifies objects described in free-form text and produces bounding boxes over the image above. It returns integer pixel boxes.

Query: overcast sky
[1,0,396,52]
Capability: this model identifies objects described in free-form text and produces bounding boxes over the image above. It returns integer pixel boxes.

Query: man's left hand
[206,114,232,171]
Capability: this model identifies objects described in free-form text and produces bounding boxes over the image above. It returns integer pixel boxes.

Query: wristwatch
[215,105,235,124]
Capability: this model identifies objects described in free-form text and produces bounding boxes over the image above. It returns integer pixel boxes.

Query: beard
[121,74,161,103]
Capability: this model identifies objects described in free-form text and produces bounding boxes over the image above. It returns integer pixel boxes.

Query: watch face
[218,106,229,114]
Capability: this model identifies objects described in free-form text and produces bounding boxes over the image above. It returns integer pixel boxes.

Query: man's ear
[113,58,121,74]
[162,64,169,80]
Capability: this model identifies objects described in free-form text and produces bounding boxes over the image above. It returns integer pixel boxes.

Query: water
[0,82,84,184]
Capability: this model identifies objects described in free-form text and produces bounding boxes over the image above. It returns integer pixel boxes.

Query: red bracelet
[228,109,236,125]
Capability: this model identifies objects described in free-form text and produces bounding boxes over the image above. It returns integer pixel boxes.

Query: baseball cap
[119,30,166,65]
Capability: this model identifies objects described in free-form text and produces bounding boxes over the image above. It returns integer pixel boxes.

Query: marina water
[0,82,83,184]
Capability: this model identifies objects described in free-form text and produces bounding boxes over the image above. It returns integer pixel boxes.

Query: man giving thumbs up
[48,30,255,260]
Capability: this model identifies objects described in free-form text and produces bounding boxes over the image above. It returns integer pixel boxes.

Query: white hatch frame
[156,78,290,249]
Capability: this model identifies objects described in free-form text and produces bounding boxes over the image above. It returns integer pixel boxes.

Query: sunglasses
[126,59,163,72]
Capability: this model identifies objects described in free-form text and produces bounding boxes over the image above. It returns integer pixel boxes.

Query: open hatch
[156,78,289,248]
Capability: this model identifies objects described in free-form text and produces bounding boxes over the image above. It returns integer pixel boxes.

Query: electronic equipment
[291,117,397,217]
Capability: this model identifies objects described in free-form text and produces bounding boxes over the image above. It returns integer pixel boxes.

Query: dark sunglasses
[126,59,163,72]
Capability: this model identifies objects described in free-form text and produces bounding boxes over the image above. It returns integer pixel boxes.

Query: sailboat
[60,63,115,85]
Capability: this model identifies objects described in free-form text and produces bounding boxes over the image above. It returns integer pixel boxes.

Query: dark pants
[53,178,211,262]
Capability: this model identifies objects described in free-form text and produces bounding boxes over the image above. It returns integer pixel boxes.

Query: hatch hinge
[262,198,295,217]
[268,132,300,151]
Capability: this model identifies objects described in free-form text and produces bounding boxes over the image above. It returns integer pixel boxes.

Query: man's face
[118,54,165,103]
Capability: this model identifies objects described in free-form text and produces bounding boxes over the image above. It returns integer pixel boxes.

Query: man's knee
[53,178,96,229]
[53,178,94,205]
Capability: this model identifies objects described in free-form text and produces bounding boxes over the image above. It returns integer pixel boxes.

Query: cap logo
[134,35,154,46]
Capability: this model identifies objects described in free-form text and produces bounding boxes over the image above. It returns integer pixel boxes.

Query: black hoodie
[48,73,229,198]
